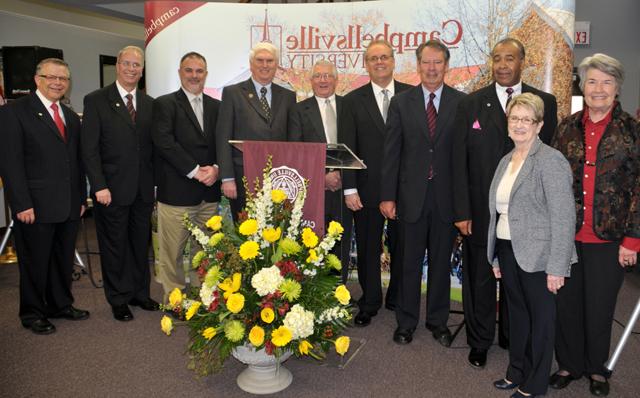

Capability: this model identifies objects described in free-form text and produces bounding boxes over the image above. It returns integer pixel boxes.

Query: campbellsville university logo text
[284,21,462,69]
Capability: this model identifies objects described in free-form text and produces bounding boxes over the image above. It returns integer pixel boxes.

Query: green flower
[208,232,225,247]
[192,250,206,268]
[279,279,302,301]
[224,320,245,342]
[204,265,222,288]
[279,238,302,255]
[325,254,342,271]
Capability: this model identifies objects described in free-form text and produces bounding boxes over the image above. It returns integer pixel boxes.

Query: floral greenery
[161,161,352,375]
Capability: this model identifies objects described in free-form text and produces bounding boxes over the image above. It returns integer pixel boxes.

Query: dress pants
[13,217,78,323]
[156,201,218,297]
[396,183,456,330]
[555,241,623,378]
[462,239,509,350]
[93,195,153,306]
[354,207,399,313]
[497,239,555,396]
[325,188,353,283]
[228,165,247,223]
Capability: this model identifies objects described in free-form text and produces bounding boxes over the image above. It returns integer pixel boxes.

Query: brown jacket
[552,103,640,241]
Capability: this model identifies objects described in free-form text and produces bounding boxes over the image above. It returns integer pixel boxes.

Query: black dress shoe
[493,378,519,390]
[589,377,609,396]
[112,304,134,321]
[393,327,414,345]
[426,324,453,347]
[510,391,536,398]
[468,347,488,368]
[130,298,160,311]
[23,318,56,335]
[52,306,90,321]
[354,310,376,327]
[384,302,396,311]
[549,371,577,389]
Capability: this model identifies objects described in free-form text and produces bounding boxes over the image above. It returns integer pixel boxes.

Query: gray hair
[249,42,279,62]
[506,93,545,123]
[311,60,337,78]
[577,53,624,92]
[117,46,145,66]
[35,58,69,76]
[365,39,395,59]
[415,40,450,62]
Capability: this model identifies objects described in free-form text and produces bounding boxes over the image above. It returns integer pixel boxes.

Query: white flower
[199,284,215,307]
[251,265,284,296]
[286,189,306,239]
[283,304,315,339]
[317,306,350,323]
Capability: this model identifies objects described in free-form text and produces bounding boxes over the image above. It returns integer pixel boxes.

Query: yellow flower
[226,292,245,313]
[325,253,342,271]
[298,340,313,355]
[185,301,201,320]
[205,215,222,231]
[219,273,242,299]
[306,249,318,263]
[271,189,287,204]
[239,219,259,236]
[271,326,293,347]
[261,307,275,323]
[224,320,245,342]
[249,326,265,347]
[208,232,224,247]
[160,315,173,336]
[335,336,350,355]
[301,228,319,248]
[279,238,301,255]
[262,227,282,243]
[202,327,216,340]
[279,279,302,301]
[334,285,351,305]
[239,241,260,260]
[168,288,183,309]
[327,221,344,236]
[192,250,206,268]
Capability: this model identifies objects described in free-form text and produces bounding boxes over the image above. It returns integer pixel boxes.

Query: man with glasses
[452,38,558,368]
[81,46,158,321]
[0,58,88,334]
[288,60,353,282]
[339,40,412,327]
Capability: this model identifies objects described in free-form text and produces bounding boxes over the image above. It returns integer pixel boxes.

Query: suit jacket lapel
[510,139,542,198]
[107,83,135,129]
[176,89,205,136]
[29,94,65,142]
[362,83,386,134]
[307,98,326,143]
[434,85,455,144]
[408,85,431,142]
[485,83,507,135]
[242,78,270,123]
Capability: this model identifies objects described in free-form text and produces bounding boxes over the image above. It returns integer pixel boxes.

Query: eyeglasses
[507,115,538,126]
[38,74,70,83]
[118,61,143,69]
[311,73,336,80]
[367,55,393,63]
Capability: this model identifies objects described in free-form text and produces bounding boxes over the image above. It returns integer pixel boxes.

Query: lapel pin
[116,102,121,107]
[487,103,491,107]
[38,112,43,116]
[248,93,254,99]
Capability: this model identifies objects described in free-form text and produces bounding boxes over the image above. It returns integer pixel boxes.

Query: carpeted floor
[1,217,639,398]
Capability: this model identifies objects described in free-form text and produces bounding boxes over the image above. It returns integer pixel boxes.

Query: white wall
[575,0,640,114]
[0,0,144,112]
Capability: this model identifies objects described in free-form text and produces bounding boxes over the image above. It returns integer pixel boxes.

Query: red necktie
[505,87,514,111]
[126,93,136,122]
[50,103,66,141]
[426,92,437,179]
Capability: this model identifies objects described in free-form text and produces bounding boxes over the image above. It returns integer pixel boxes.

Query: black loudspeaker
[2,46,64,99]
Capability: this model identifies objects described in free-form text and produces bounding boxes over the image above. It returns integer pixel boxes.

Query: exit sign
[575,21,590,45]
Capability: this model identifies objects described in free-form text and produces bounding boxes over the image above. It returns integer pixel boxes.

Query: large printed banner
[145,0,575,118]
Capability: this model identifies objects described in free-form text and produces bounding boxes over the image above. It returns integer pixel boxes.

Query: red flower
[208,299,219,312]
[277,302,289,316]
[265,340,274,355]
[324,326,334,338]
[215,251,225,260]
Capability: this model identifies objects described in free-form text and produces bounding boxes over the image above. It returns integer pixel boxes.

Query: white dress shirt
[496,81,522,113]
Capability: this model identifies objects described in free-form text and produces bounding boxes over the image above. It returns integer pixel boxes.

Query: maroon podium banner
[242,141,326,235]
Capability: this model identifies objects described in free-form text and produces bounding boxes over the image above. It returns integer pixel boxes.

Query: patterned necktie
[50,103,66,141]
[193,96,204,131]
[125,93,136,122]
[427,92,437,139]
[324,99,337,144]
[505,87,514,112]
[382,89,390,122]
[259,86,271,121]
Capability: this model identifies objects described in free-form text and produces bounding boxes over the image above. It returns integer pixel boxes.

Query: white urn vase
[231,345,293,395]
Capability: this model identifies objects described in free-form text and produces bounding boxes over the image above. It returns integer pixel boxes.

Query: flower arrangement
[161,162,352,375]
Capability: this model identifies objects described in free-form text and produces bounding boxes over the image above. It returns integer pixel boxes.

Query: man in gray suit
[215,42,296,221]
[288,60,353,282]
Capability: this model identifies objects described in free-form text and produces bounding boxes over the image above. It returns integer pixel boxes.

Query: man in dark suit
[339,40,412,327]
[452,38,558,368]
[0,58,89,334]
[381,40,465,345]
[216,42,296,221]
[288,60,353,282]
[152,52,221,299]
[81,46,158,322]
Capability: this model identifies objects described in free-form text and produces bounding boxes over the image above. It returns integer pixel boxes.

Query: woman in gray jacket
[487,93,576,398]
